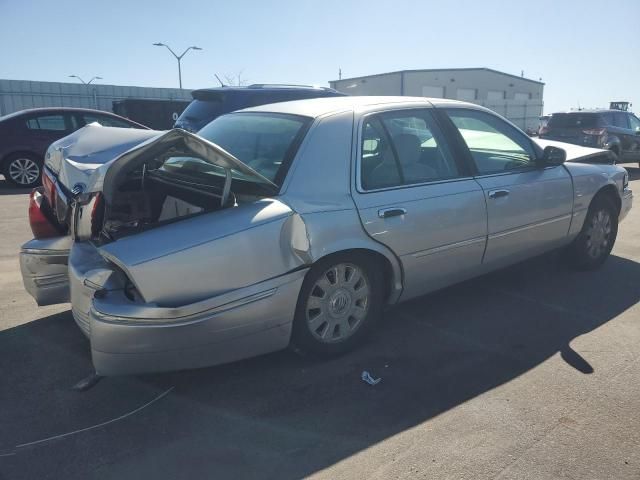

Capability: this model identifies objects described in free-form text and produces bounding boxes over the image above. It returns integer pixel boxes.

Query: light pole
[69,75,103,84]
[153,43,202,89]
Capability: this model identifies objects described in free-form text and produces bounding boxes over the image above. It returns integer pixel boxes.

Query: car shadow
[1,253,639,479]
[0,176,31,195]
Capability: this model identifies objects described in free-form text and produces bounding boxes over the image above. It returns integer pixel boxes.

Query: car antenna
[214,74,225,87]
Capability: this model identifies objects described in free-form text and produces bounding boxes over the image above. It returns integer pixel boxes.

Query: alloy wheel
[8,157,40,186]
[585,208,612,259]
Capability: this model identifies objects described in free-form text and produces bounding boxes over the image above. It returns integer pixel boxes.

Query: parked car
[112,98,190,130]
[20,97,632,376]
[540,110,640,165]
[0,107,148,188]
[173,84,346,132]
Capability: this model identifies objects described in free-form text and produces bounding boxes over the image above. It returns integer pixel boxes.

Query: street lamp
[69,75,103,85]
[153,43,202,89]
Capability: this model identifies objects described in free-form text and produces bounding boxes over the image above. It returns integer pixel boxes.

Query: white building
[329,68,544,131]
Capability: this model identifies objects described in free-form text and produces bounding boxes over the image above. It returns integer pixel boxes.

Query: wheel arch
[593,183,622,216]
[309,247,402,305]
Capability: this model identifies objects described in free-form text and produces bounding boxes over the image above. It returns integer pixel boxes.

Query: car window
[83,114,133,128]
[360,118,401,189]
[445,109,536,175]
[629,114,640,131]
[25,114,67,131]
[613,112,630,129]
[361,109,458,190]
[196,112,310,185]
[547,113,601,128]
[599,112,614,126]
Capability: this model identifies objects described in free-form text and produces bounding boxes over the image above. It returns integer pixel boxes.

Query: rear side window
[26,114,67,131]
[548,113,601,128]
[360,109,458,190]
[612,112,630,129]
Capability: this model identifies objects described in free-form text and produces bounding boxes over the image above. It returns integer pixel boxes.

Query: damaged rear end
[66,118,312,375]
[20,125,160,306]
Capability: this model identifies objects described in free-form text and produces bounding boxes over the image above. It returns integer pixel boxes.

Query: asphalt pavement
[1,167,639,480]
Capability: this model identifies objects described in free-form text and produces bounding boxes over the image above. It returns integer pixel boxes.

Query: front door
[351,108,487,301]
[442,108,574,268]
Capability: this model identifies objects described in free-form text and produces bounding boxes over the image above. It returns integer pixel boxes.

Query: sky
[0,0,638,114]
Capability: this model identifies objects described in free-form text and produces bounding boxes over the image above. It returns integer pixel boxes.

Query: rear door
[351,107,487,301]
[442,108,573,268]
[24,113,75,155]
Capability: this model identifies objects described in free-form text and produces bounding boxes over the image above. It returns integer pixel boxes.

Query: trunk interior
[101,170,262,240]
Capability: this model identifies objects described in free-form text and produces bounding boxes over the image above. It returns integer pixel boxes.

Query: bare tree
[222,70,249,86]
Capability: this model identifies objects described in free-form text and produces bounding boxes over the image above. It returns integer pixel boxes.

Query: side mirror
[542,145,566,166]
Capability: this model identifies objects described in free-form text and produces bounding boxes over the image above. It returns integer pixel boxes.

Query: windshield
[197,112,311,185]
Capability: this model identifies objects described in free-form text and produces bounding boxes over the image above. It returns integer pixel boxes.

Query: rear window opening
[548,113,602,129]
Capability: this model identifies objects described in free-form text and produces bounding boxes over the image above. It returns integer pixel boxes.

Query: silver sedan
[20,96,633,375]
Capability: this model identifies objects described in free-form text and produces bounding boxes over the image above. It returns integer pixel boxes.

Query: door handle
[488,189,510,199]
[378,207,407,218]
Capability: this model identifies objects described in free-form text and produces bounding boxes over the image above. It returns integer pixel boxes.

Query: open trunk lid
[101,128,278,204]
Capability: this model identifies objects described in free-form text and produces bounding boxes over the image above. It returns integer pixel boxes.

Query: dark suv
[0,107,147,187]
[174,84,346,132]
[540,110,640,165]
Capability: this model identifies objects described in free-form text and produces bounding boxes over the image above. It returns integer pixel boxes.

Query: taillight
[583,128,606,136]
[41,169,57,209]
[28,188,61,238]
[74,192,104,240]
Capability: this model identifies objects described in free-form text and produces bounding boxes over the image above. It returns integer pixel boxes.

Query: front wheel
[3,153,42,188]
[567,195,618,270]
[291,254,383,357]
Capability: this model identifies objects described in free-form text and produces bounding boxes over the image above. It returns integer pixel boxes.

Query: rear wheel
[291,253,383,357]
[3,153,42,188]
[567,195,618,270]
[608,147,620,163]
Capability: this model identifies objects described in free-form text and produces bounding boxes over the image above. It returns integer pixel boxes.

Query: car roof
[0,107,129,121]
[0,107,149,128]
[551,109,628,115]
[192,84,341,96]
[240,95,480,118]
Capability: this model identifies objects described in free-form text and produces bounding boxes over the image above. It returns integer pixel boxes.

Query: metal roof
[330,68,545,86]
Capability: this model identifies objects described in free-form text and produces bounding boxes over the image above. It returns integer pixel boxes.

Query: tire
[567,194,618,270]
[291,253,384,357]
[608,147,620,164]
[3,153,42,188]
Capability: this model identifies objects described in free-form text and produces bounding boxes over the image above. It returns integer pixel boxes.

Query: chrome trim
[93,288,278,326]
[489,214,572,240]
[410,236,486,258]
[91,269,309,324]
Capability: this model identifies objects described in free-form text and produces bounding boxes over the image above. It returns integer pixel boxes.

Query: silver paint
[20,96,634,375]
